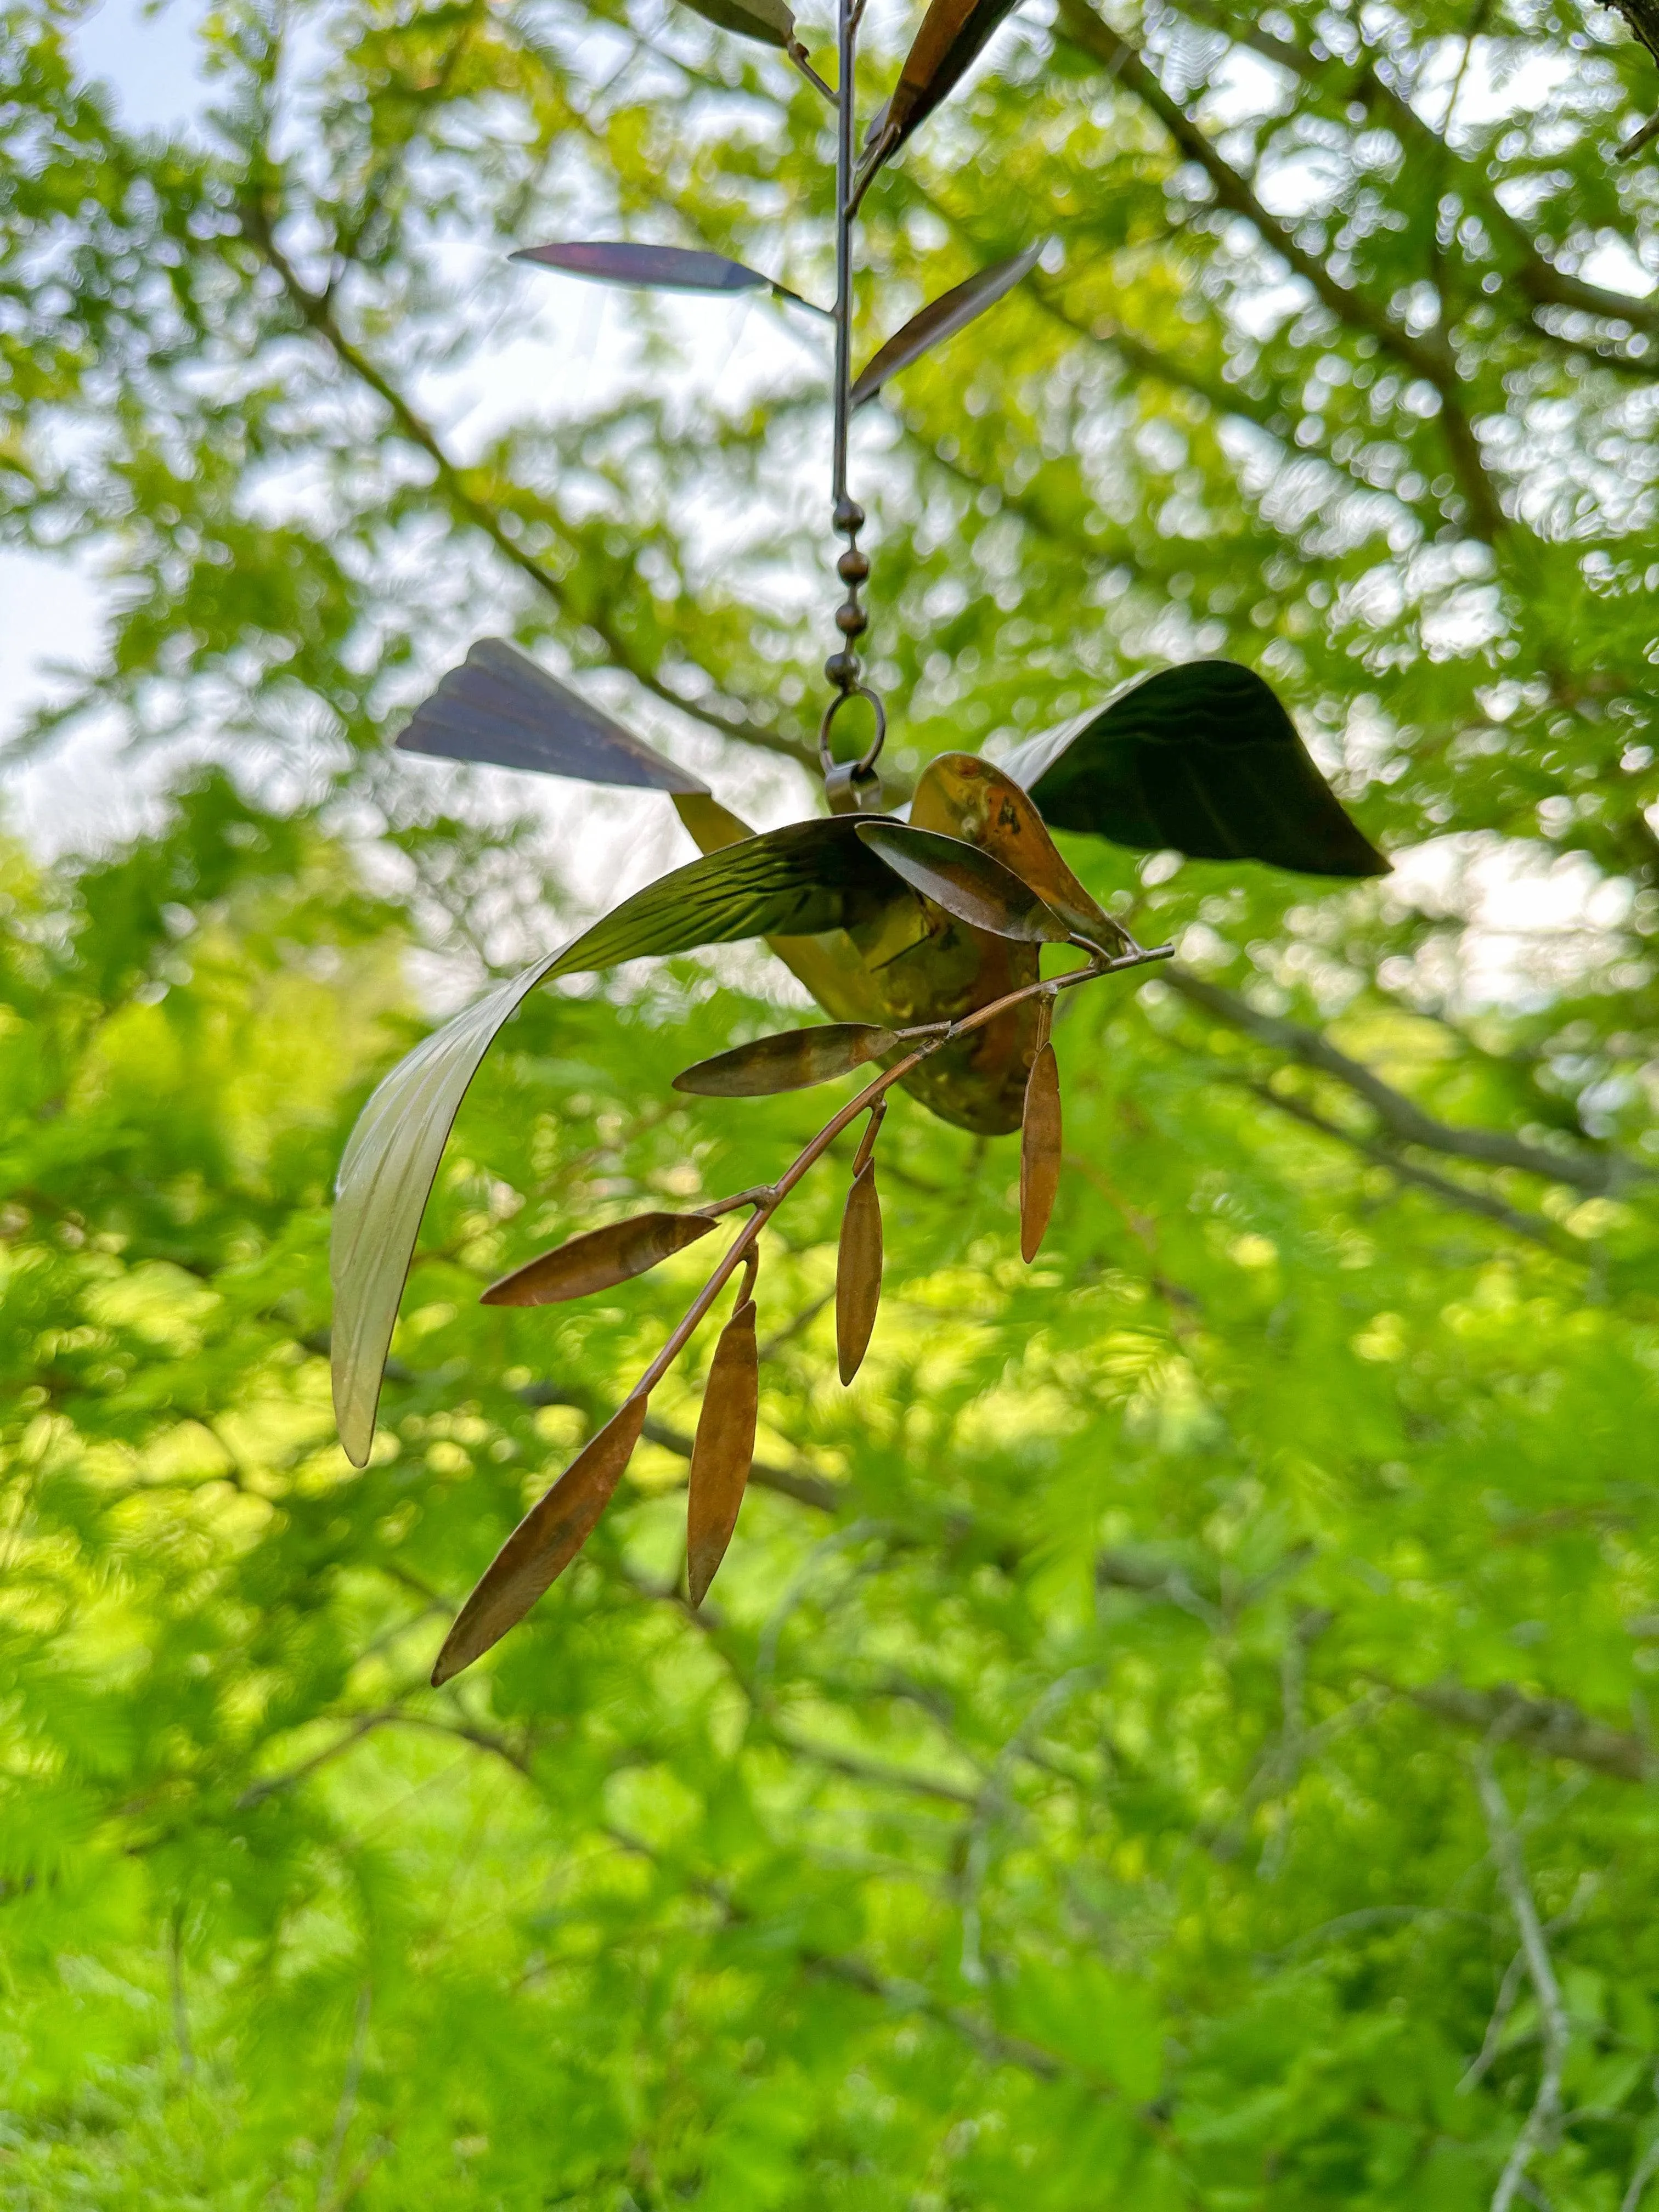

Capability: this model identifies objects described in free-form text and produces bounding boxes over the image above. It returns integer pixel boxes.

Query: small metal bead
[824,649,861,686]
[833,496,865,535]
[835,601,869,637]
[836,548,870,584]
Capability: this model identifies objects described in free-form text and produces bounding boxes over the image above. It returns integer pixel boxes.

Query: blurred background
[4,0,1659,2202]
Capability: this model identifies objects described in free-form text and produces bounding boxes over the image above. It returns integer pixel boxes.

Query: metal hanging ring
[817,684,887,782]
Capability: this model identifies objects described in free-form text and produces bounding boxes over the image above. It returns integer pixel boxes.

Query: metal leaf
[480,1212,717,1307]
[861,0,1023,178]
[331,817,904,1467]
[430,1396,648,1686]
[836,1161,883,1385]
[398,637,709,792]
[855,821,1070,943]
[686,1297,759,1607]
[1019,1040,1061,1262]
[910,751,1123,950]
[675,0,794,48]
[673,1023,899,1097]
[514,241,828,319]
[851,242,1043,409]
[999,661,1389,879]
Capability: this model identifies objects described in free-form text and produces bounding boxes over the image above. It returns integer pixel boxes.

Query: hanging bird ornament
[331,0,1388,1684]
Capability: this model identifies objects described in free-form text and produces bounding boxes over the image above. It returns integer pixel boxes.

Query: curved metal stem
[625,938,1174,1403]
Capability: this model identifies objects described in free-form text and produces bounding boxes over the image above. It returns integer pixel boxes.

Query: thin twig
[1474,1750,1571,2212]
[317,1983,373,2212]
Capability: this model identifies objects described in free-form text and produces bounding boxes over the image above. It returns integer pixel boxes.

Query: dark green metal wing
[1000,662,1388,879]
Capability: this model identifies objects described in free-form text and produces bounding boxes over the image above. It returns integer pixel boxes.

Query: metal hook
[818,685,887,812]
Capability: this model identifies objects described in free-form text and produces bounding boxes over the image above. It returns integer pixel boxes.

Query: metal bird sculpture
[331,0,1389,1685]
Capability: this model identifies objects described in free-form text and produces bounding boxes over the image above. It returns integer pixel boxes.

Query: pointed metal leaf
[331,816,904,1466]
[481,1212,718,1307]
[857,820,1070,943]
[431,1396,648,1685]
[862,0,1024,177]
[1019,1041,1061,1262]
[514,241,828,319]
[851,242,1043,409]
[686,1297,759,1607]
[836,1162,883,1385]
[675,0,795,48]
[999,661,1389,879]
[397,637,709,792]
[673,1023,899,1098]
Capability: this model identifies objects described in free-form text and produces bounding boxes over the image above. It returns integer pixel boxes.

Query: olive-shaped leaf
[998,661,1389,879]
[686,1297,760,1607]
[676,0,794,47]
[851,242,1043,409]
[480,1212,718,1307]
[431,1396,649,1685]
[861,0,1023,178]
[1019,1040,1062,1262]
[856,820,1070,943]
[674,1023,899,1098]
[513,241,828,319]
[836,1161,883,1385]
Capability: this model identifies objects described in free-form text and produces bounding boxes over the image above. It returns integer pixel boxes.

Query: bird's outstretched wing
[331,816,1054,1466]
[331,819,905,1467]
[999,661,1388,879]
[397,636,710,793]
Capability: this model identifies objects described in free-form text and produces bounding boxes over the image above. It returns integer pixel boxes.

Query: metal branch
[1474,1751,1572,2212]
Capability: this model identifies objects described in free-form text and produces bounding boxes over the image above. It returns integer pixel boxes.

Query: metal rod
[787,41,837,106]
[831,0,855,516]
[819,0,883,809]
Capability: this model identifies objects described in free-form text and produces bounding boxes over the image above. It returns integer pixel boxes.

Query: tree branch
[1053,0,1509,540]
[1167,964,1641,1198]
[240,207,817,775]
[1405,1680,1656,1782]
[1246,1080,1573,1253]
[1475,1749,1572,2212]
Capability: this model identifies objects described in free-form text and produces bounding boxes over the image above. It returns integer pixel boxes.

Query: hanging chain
[819,0,885,815]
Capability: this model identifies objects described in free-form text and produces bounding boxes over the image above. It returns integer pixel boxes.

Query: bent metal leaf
[328,0,1390,1679]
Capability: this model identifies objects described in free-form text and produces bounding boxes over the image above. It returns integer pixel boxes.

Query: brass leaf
[431,1396,649,1685]
[862,0,1023,177]
[675,0,795,49]
[836,1161,883,1384]
[686,1297,760,1607]
[856,820,1070,943]
[851,242,1043,410]
[673,1023,899,1097]
[481,1213,718,1307]
[1019,1040,1062,1262]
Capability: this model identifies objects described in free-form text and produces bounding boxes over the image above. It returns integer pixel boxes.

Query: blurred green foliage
[5,0,1659,2202]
